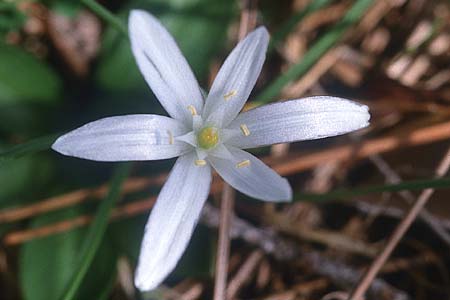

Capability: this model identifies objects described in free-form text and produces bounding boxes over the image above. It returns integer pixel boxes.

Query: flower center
[197,126,219,149]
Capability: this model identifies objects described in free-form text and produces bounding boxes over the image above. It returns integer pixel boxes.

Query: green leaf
[295,176,450,202]
[111,215,146,261]
[0,43,62,104]
[58,163,131,300]
[95,28,146,91]
[0,2,26,32]
[20,208,118,300]
[0,151,53,207]
[0,133,59,166]
[95,0,236,91]
[256,0,374,103]
[0,102,60,136]
[51,0,82,17]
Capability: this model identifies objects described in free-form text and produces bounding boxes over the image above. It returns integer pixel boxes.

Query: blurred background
[1,0,450,299]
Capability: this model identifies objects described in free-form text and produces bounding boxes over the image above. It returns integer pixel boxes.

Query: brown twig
[273,119,450,176]
[348,147,450,300]
[226,250,264,299]
[354,201,450,231]
[213,183,235,300]
[368,153,450,247]
[180,283,204,300]
[0,177,159,223]
[267,210,378,257]
[283,47,343,98]
[171,280,204,300]
[380,252,439,274]
[4,196,157,245]
[283,225,378,258]
[307,251,409,300]
[262,279,329,300]
[237,0,258,41]
[201,203,410,300]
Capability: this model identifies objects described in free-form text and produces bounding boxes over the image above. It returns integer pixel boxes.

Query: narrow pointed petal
[227,96,370,149]
[203,27,269,127]
[135,153,212,291]
[208,143,234,160]
[129,10,203,125]
[52,115,191,161]
[209,146,291,202]
[176,131,197,147]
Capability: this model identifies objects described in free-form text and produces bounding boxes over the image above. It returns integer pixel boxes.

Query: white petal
[203,27,269,127]
[129,10,203,125]
[52,115,191,161]
[208,143,234,160]
[208,146,291,202]
[176,131,197,147]
[227,96,370,149]
[135,153,212,291]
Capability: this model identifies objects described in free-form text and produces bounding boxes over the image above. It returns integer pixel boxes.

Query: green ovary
[197,127,219,149]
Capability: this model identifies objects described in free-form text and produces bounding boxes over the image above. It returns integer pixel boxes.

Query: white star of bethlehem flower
[51,10,370,291]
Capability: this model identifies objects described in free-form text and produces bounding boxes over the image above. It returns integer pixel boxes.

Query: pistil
[197,126,219,149]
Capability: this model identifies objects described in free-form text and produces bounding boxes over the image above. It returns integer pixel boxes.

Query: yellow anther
[198,127,219,150]
[236,159,250,168]
[239,124,250,136]
[167,130,174,145]
[223,90,237,101]
[195,159,207,166]
[187,105,197,116]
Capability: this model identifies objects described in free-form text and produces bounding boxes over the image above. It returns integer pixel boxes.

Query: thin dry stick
[213,2,257,299]
[355,201,450,231]
[273,119,450,176]
[0,177,158,223]
[179,283,204,300]
[4,196,158,245]
[369,154,450,246]
[226,250,264,299]
[283,47,343,98]
[237,0,258,42]
[348,147,450,300]
[205,203,410,299]
[213,184,236,300]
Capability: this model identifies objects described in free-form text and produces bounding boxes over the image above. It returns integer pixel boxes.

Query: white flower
[52,10,370,291]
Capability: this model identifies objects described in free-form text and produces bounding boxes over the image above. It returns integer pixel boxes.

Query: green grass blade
[81,0,127,36]
[257,0,374,104]
[269,0,332,52]
[58,163,131,300]
[295,176,450,202]
[0,133,59,165]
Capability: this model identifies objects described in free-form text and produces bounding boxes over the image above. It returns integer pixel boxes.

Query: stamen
[223,90,237,101]
[195,159,207,166]
[187,105,197,116]
[236,159,250,168]
[239,124,250,136]
[167,130,174,145]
